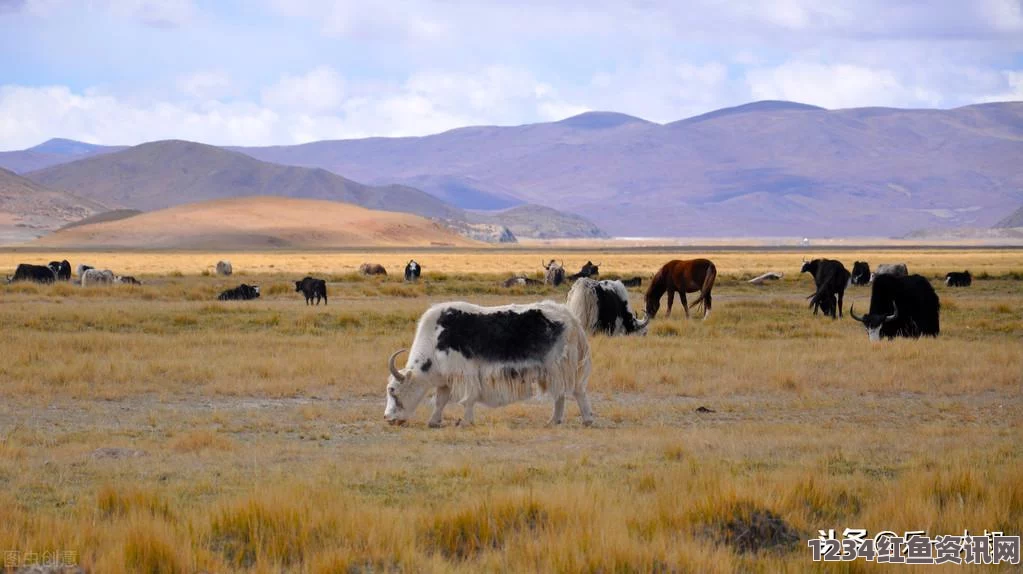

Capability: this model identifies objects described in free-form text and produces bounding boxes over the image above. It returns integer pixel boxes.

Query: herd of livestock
[1,254,984,426]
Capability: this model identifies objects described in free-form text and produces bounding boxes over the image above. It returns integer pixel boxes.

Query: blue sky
[1,0,1021,149]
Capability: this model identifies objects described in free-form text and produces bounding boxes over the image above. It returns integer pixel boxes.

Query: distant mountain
[994,206,1023,228]
[0,167,106,244]
[0,138,125,173]
[26,140,465,219]
[34,196,479,249]
[470,204,608,239]
[23,140,603,240]
[233,100,1023,237]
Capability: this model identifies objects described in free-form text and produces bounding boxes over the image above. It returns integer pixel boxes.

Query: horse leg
[666,288,675,317]
[679,292,690,319]
[703,290,712,319]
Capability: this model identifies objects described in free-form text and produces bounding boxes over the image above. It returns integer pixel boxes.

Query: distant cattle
[404,260,421,282]
[216,260,233,276]
[568,261,600,281]
[384,301,592,427]
[543,260,566,286]
[871,263,908,283]
[945,271,972,287]
[800,258,850,319]
[850,261,871,286]
[48,260,72,281]
[218,284,260,301]
[502,275,543,288]
[81,269,115,286]
[82,269,115,286]
[359,263,387,276]
[7,263,56,284]
[567,278,649,336]
[77,264,94,278]
[850,274,939,341]
[295,276,327,305]
[117,275,142,285]
[620,276,643,288]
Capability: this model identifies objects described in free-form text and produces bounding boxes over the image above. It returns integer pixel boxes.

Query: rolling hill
[23,140,604,240]
[0,138,125,173]
[33,196,480,249]
[0,167,106,243]
[233,101,1023,237]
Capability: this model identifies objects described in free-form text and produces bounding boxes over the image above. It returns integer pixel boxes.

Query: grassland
[0,248,1020,572]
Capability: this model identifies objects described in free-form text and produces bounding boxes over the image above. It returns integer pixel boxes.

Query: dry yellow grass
[0,247,1019,572]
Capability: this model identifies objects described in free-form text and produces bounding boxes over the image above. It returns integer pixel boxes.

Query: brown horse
[644,259,717,319]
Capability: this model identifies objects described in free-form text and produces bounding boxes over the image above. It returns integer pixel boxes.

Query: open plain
[0,248,1020,572]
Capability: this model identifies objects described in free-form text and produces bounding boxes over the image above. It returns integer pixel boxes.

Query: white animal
[385,300,592,427]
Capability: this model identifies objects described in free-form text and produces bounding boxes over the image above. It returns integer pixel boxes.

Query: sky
[1,0,1021,150]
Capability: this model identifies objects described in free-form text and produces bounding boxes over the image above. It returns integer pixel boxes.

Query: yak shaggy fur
[386,300,592,426]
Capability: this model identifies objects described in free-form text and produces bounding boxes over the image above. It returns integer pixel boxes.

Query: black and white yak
[47,260,72,281]
[945,271,972,287]
[566,278,649,336]
[543,260,566,286]
[384,301,592,427]
[850,274,940,341]
[850,261,871,286]
[404,260,421,282]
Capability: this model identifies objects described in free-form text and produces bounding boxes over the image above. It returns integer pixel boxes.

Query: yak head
[384,349,430,426]
[800,258,818,275]
[850,303,898,342]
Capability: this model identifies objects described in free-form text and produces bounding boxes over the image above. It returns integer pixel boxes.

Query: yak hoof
[428,420,442,428]
[582,419,594,427]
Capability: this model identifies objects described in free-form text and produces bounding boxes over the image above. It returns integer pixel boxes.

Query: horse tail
[689,261,717,313]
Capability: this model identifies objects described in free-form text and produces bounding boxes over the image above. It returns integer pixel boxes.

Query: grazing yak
[384,301,593,427]
[218,284,260,301]
[295,276,327,305]
[404,260,422,282]
[359,263,387,276]
[870,263,908,283]
[502,275,543,288]
[543,260,566,286]
[216,260,233,276]
[7,263,57,284]
[47,260,72,281]
[850,274,939,341]
[568,261,600,281]
[81,269,115,286]
[945,271,972,287]
[801,258,849,319]
[567,278,649,336]
[850,261,871,286]
[77,264,93,278]
[117,275,142,285]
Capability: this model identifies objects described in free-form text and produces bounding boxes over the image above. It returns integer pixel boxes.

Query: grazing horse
[644,259,717,319]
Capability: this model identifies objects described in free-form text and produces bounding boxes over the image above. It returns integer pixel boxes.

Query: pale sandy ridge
[32,196,481,249]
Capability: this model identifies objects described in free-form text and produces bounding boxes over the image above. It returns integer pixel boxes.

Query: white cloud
[746,62,934,109]
[177,71,232,100]
[261,66,345,113]
[17,0,197,25]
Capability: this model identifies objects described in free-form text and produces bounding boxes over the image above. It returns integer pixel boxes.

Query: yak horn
[388,349,407,382]
[542,259,549,269]
[849,305,863,323]
[884,303,899,323]
[636,312,650,328]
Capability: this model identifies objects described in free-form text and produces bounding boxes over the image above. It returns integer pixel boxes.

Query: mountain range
[3,99,1021,238]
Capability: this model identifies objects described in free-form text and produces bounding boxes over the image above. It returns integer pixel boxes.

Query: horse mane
[645,264,668,307]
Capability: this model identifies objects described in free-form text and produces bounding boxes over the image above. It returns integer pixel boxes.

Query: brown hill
[27,140,465,220]
[0,167,106,243]
[33,196,481,249]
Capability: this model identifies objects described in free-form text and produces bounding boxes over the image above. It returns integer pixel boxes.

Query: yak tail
[689,262,717,313]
